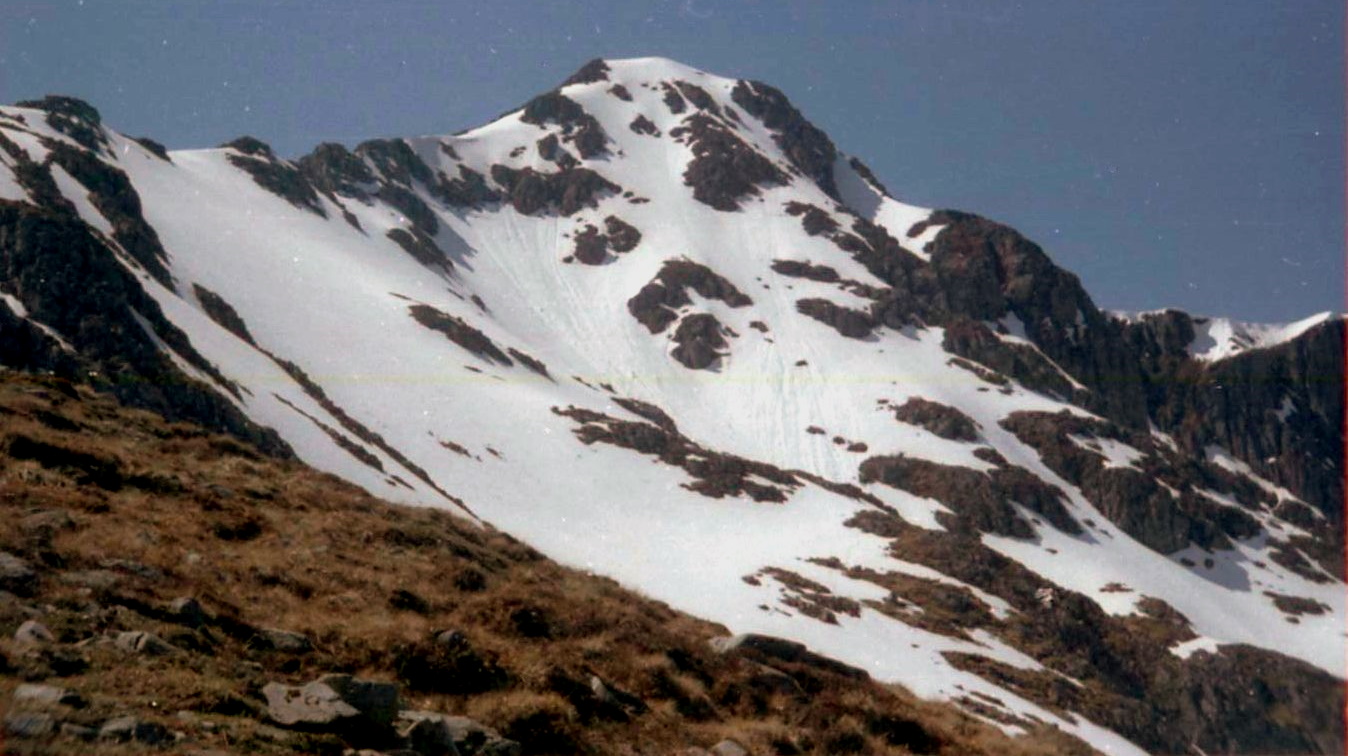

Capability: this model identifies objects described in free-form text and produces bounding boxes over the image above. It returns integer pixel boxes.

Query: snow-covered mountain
[1,57,1342,754]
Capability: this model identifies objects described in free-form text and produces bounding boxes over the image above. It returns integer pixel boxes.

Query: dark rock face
[17,95,108,152]
[847,156,890,196]
[890,398,980,442]
[941,319,1083,403]
[386,227,451,272]
[607,84,632,101]
[226,147,327,219]
[796,298,874,339]
[674,81,720,115]
[43,140,175,287]
[730,80,839,200]
[671,312,728,370]
[660,83,688,114]
[355,138,433,187]
[298,142,376,199]
[0,200,291,458]
[629,114,660,137]
[603,215,641,252]
[561,58,610,86]
[771,259,840,283]
[1000,410,1264,554]
[132,136,171,161]
[784,200,839,236]
[193,284,256,346]
[489,164,620,216]
[671,114,787,211]
[571,224,608,265]
[627,260,752,334]
[859,454,1077,537]
[518,92,608,159]
[554,405,801,502]
[409,304,511,366]
[431,165,501,209]
[377,183,438,235]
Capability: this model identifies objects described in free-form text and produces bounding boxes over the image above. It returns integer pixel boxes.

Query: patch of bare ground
[0,371,1083,755]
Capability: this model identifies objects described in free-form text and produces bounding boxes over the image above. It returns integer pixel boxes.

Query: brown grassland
[0,371,1094,755]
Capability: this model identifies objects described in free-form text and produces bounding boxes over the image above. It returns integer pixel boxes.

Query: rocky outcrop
[730,80,839,199]
[627,260,752,334]
[409,304,511,365]
[489,164,620,216]
[796,298,874,339]
[224,138,328,218]
[670,312,728,370]
[16,95,109,152]
[671,114,787,211]
[0,200,291,457]
[518,91,608,159]
[890,398,980,442]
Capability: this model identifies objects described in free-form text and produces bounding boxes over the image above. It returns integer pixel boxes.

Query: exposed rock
[393,631,507,695]
[627,259,752,334]
[193,284,257,346]
[795,298,875,339]
[355,138,433,187]
[225,146,327,218]
[99,715,169,744]
[13,682,84,707]
[387,228,451,272]
[711,633,868,681]
[671,313,728,370]
[554,406,799,503]
[297,141,376,199]
[133,135,171,161]
[409,304,512,366]
[518,91,608,159]
[169,596,209,627]
[263,674,399,730]
[396,711,463,756]
[430,165,502,209]
[710,739,749,756]
[17,95,108,152]
[489,164,620,216]
[561,58,610,86]
[848,156,890,196]
[0,550,37,596]
[731,80,839,199]
[771,259,840,283]
[4,712,56,739]
[254,627,313,654]
[660,82,688,114]
[14,619,54,646]
[603,215,641,252]
[115,630,180,656]
[607,83,632,101]
[890,397,980,442]
[671,114,787,211]
[629,114,660,136]
[571,223,608,265]
[783,200,839,235]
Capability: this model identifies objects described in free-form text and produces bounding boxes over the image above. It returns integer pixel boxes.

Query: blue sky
[1,0,1341,321]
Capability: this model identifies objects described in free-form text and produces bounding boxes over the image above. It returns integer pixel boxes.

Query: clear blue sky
[2,0,1341,322]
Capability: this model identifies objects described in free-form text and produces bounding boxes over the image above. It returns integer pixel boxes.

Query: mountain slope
[0,57,1342,754]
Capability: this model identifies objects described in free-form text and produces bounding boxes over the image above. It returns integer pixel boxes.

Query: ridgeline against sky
[0,0,1341,322]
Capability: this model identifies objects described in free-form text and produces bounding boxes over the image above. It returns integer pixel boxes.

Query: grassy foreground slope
[0,370,1093,755]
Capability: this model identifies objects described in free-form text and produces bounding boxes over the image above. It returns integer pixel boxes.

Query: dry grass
[0,371,1091,755]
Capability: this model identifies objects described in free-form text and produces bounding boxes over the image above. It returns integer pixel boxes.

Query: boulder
[13,682,84,707]
[115,630,180,656]
[99,715,169,744]
[14,619,54,647]
[711,740,750,756]
[169,596,210,627]
[398,712,521,756]
[4,712,56,738]
[256,627,313,654]
[263,674,399,730]
[0,551,37,596]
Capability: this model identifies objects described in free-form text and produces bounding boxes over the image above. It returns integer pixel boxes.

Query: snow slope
[0,58,1341,755]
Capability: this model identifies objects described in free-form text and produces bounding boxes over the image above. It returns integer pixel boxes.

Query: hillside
[0,57,1342,753]
[0,370,1097,755]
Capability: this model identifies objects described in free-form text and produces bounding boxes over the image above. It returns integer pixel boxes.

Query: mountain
[0,57,1342,754]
